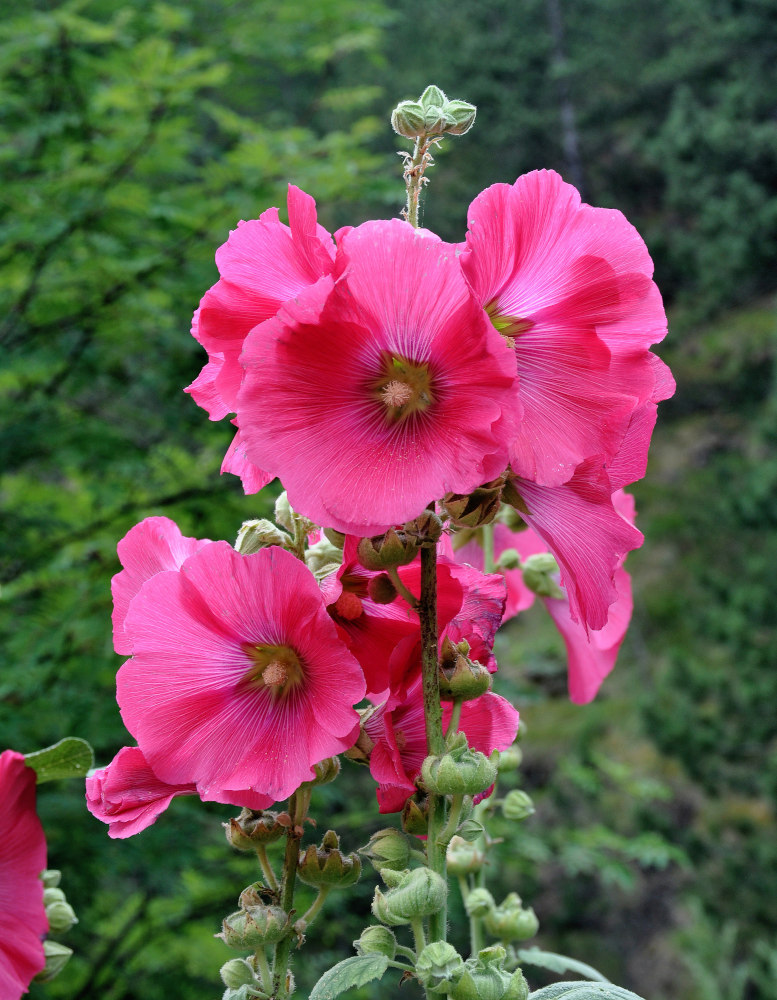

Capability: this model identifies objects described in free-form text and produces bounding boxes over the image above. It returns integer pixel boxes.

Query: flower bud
[219,905,289,948]
[391,100,427,138]
[274,491,316,536]
[35,940,73,983]
[46,899,78,935]
[416,941,465,994]
[521,553,564,599]
[496,745,522,773]
[357,528,419,571]
[367,573,398,605]
[235,518,289,554]
[353,925,397,959]
[442,478,503,529]
[43,887,66,906]
[464,887,495,919]
[401,794,429,835]
[456,816,485,842]
[225,809,286,851]
[438,637,493,701]
[450,945,525,1000]
[420,84,447,109]
[443,99,477,135]
[297,830,361,889]
[495,548,521,571]
[41,869,61,888]
[501,790,534,822]
[302,756,341,788]
[220,958,258,989]
[323,526,346,548]
[305,536,343,573]
[421,734,497,797]
[447,835,486,876]
[361,827,414,873]
[372,868,447,925]
[484,894,539,942]
[406,509,444,547]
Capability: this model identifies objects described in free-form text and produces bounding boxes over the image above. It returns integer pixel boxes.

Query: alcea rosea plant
[80,86,674,1000]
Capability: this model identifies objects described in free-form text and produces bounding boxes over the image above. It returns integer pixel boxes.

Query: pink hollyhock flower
[86,747,275,839]
[0,750,47,999]
[236,219,522,535]
[186,185,336,492]
[112,516,212,655]
[364,677,519,812]
[116,542,365,804]
[461,169,673,489]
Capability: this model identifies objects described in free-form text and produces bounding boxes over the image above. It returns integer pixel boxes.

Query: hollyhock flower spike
[116,541,366,804]
[186,184,336,492]
[0,750,47,999]
[461,170,673,488]
[236,219,522,535]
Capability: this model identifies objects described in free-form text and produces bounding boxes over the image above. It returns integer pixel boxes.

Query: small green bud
[41,870,61,889]
[447,835,486,876]
[391,100,427,138]
[305,536,343,573]
[421,733,497,797]
[302,756,341,788]
[372,868,447,925]
[357,528,419,571]
[496,745,522,773]
[235,518,289,554]
[455,816,485,842]
[464,887,495,919]
[420,84,447,109]
[274,492,294,531]
[367,573,398,605]
[443,99,477,135]
[297,831,361,889]
[323,527,345,548]
[219,905,289,948]
[495,548,521,571]
[220,958,258,989]
[504,969,530,1000]
[451,945,516,1000]
[416,941,465,994]
[484,894,539,942]
[353,925,397,959]
[438,637,493,701]
[35,940,73,983]
[42,887,66,906]
[361,827,413,873]
[501,790,535,822]
[46,899,78,935]
[224,808,285,851]
[401,794,429,835]
[521,553,564,599]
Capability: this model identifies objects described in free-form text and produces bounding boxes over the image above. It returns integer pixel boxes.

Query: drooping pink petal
[117,542,365,804]
[221,426,273,495]
[461,170,671,486]
[112,517,212,655]
[510,459,642,632]
[0,751,47,999]
[237,219,521,535]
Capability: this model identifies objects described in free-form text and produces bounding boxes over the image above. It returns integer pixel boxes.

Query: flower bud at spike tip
[450,945,527,1000]
[443,99,477,135]
[420,85,447,109]
[439,637,493,701]
[220,958,258,990]
[354,925,397,959]
[502,789,535,821]
[416,942,466,995]
[484,893,540,943]
[391,100,427,139]
[219,905,289,948]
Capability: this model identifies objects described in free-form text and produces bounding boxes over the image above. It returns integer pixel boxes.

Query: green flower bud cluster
[34,871,76,984]
[521,553,564,599]
[392,85,477,139]
[450,945,529,1000]
[483,893,539,943]
[422,732,497,797]
[297,830,361,889]
[416,942,466,995]
[372,868,447,926]
[224,808,286,851]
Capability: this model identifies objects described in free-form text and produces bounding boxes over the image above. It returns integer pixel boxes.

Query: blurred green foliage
[1,0,775,998]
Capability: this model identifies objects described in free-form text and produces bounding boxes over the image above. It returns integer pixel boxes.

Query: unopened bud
[35,941,73,983]
[421,734,497,797]
[219,905,289,948]
[447,836,486,876]
[443,100,477,135]
[406,509,443,547]
[521,553,564,599]
[297,831,361,889]
[439,637,492,701]
[354,925,397,959]
[401,794,429,835]
[220,958,258,989]
[484,893,539,942]
[357,528,418,571]
[305,536,343,573]
[416,941,465,995]
[496,745,522,772]
[501,789,534,822]
[224,809,286,851]
[46,899,78,935]
[367,573,398,605]
[361,827,414,873]
[420,84,447,109]
[372,868,447,925]
[450,945,526,1000]
[323,527,345,548]
[391,100,427,139]
[495,548,521,571]
[43,887,65,906]
[302,756,341,788]
[41,870,61,889]
[235,518,289,554]
[464,887,495,919]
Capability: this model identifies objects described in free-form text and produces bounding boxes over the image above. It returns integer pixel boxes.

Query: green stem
[404,136,435,228]
[272,793,303,999]
[396,944,417,962]
[410,916,427,955]
[444,699,463,741]
[387,565,420,609]
[482,522,495,574]
[298,887,330,929]
[438,794,465,847]
[256,844,279,893]
[253,948,273,993]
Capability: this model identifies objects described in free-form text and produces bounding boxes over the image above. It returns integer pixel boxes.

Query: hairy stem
[256,845,278,893]
[272,793,303,999]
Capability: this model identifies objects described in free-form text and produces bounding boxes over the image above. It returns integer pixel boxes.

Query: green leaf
[518,948,609,983]
[528,982,646,1000]
[24,738,94,783]
[309,955,390,1000]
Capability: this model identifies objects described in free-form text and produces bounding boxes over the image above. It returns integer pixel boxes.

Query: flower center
[243,644,304,698]
[485,300,533,342]
[373,354,434,424]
